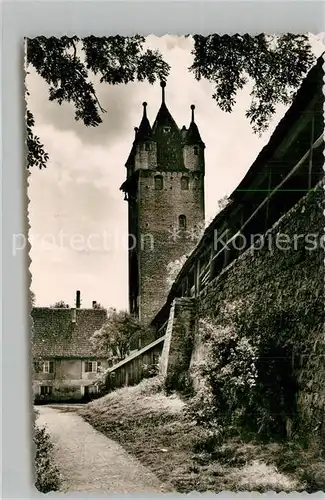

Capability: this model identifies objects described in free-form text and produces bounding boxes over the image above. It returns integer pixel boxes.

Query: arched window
[154,175,163,190]
[145,143,150,151]
[179,215,187,230]
[194,146,199,156]
[181,176,189,190]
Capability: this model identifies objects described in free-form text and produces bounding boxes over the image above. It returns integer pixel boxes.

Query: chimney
[92,301,97,309]
[76,290,81,309]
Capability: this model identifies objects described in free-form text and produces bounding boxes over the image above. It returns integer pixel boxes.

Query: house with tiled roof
[32,291,108,402]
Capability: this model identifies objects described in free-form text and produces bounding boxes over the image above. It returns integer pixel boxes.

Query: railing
[95,335,166,393]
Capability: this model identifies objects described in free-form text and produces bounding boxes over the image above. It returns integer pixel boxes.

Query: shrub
[33,414,60,493]
[142,359,159,378]
[186,292,319,442]
[186,313,259,438]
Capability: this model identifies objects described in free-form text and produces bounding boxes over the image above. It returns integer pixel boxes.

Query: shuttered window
[42,361,54,373]
[84,361,99,373]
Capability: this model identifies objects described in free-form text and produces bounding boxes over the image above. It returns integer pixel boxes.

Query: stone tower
[120,82,205,324]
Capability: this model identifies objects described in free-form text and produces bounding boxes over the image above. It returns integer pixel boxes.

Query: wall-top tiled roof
[31,308,107,359]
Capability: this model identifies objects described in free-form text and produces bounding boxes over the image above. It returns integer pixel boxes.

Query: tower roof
[136,102,152,141]
[151,82,185,170]
[185,105,204,145]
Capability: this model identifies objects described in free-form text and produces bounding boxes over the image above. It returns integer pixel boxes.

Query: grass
[74,376,324,493]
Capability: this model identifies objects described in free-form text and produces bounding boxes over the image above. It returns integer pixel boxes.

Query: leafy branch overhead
[189,34,315,134]
[26,35,170,169]
[26,34,315,169]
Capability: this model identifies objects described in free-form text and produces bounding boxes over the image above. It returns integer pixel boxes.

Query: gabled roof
[31,307,107,358]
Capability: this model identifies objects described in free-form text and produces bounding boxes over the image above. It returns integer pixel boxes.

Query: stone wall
[162,297,197,393]
[195,186,324,441]
[137,169,204,323]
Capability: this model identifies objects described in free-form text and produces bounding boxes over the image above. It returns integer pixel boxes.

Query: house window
[154,175,163,190]
[42,361,54,374]
[181,176,189,190]
[179,214,187,230]
[40,386,52,396]
[84,361,99,373]
[194,146,199,156]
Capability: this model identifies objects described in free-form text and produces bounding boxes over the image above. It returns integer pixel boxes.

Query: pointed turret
[186,105,204,145]
[125,103,152,170]
[136,102,152,141]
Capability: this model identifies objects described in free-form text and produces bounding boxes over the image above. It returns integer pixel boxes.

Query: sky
[27,34,324,310]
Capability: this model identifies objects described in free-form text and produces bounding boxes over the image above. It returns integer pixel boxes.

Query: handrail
[211,134,323,265]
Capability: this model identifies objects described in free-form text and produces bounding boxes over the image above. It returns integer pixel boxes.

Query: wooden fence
[95,335,165,393]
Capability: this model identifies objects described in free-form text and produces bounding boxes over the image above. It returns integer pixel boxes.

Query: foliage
[142,358,160,379]
[50,300,69,308]
[78,376,311,493]
[91,308,153,361]
[34,416,60,492]
[187,311,259,442]
[217,195,230,212]
[30,290,36,306]
[186,187,325,448]
[26,35,316,169]
[26,35,170,168]
[92,302,105,310]
[26,107,49,169]
[166,254,188,287]
[190,34,315,134]
[187,288,324,442]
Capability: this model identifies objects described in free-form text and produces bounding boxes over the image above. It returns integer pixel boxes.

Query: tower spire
[160,81,166,104]
[190,104,195,123]
[135,102,152,141]
[186,104,204,145]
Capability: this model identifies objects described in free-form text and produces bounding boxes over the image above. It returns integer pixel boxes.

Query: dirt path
[36,405,170,493]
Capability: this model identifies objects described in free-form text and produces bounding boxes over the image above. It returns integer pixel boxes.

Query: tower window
[179,215,187,230]
[194,146,199,156]
[154,175,163,190]
[163,126,171,133]
[181,176,189,190]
